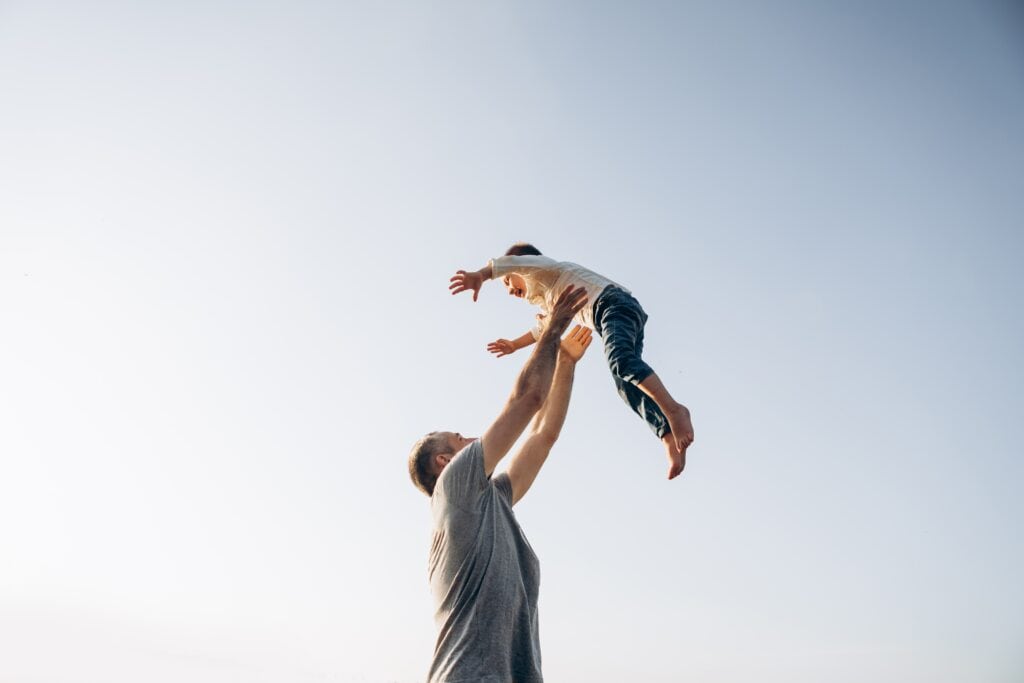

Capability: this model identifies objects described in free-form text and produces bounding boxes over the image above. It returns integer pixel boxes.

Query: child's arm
[450,255,558,302]
[448,264,494,302]
[487,331,538,358]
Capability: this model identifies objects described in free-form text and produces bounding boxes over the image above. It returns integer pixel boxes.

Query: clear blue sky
[2,2,1022,681]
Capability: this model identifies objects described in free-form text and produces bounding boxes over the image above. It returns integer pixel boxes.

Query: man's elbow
[529,429,558,451]
[514,387,545,414]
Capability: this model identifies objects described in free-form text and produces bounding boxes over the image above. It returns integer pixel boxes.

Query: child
[449,242,694,479]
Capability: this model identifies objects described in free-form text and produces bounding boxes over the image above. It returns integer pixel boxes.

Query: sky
[1,1,1022,681]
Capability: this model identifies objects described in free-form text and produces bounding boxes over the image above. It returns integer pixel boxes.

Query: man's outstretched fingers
[574,291,589,312]
[561,287,588,314]
[552,286,583,314]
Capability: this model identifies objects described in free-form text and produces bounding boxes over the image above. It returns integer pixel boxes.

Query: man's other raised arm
[506,325,592,505]
[479,286,588,477]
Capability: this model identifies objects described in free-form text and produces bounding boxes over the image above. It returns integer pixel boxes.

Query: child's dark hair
[505,242,542,256]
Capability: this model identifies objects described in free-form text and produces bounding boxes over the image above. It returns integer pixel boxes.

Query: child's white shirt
[488,255,628,339]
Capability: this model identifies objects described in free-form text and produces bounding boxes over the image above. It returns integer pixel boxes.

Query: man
[408,285,592,682]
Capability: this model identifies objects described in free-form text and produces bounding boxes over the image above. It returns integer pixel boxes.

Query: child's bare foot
[661,433,687,480]
[665,404,694,454]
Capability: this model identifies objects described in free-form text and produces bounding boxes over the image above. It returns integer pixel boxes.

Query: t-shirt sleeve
[433,440,488,510]
[489,255,559,279]
[492,472,513,504]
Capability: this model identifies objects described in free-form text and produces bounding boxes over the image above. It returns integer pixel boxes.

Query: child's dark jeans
[592,286,669,439]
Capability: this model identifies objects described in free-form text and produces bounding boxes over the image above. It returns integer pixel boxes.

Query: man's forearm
[509,327,560,406]
[507,285,587,411]
[533,356,575,440]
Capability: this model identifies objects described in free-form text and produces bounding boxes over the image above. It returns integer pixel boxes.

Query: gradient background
[2,2,1022,681]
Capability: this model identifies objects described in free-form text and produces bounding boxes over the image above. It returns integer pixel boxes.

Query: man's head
[505,242,542,256]
[408,431,476,496]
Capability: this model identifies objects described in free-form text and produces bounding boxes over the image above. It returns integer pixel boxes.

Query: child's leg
[609,372,669,439]
[596,287,692,478]
[638,373,694,453]
[610,374,686,479]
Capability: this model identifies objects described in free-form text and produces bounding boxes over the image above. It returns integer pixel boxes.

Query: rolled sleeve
[489,255,558,279]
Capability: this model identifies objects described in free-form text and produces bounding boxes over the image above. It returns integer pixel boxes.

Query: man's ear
[434,453,451,471]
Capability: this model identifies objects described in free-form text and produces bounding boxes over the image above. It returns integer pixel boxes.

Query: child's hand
[559,325,593,363]
[487,339,518,357]
[449,269,484,301]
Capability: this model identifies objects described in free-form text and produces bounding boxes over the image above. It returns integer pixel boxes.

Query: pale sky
[2,2,1022,682]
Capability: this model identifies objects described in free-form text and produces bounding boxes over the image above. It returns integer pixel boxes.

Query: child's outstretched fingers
[487,338,516,357]
[448,270,482,301]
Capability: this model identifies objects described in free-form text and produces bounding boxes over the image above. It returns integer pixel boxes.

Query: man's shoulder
[433,441,487,508]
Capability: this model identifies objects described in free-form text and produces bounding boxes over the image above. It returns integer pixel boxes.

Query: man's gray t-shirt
[427,440,542,683]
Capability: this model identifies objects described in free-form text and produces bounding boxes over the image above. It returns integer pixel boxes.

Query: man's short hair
[408,432,450,496]
[505,242,542,256]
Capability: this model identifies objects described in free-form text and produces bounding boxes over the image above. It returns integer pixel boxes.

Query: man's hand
[559,325,593,363]
[449,269,485,301]
[487,339,518,357]
[542,285,588,337]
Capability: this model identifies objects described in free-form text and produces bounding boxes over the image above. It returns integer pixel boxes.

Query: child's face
[503,273,527,298]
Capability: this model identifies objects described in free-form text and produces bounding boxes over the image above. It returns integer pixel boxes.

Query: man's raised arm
[479,287,588,477]
[506,325,592,505]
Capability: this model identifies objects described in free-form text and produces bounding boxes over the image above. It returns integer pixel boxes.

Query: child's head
[502,243,539,297]
[502,273,527,298]
[505,242,542,256]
